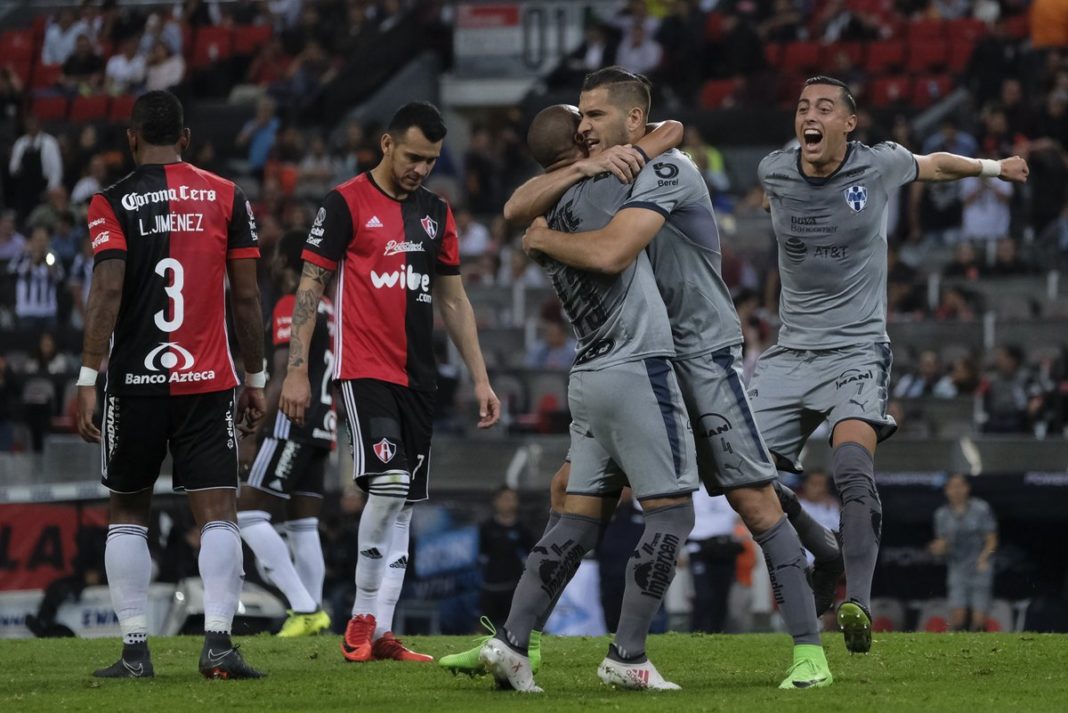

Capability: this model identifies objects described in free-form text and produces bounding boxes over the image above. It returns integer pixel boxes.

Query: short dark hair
[527,104,581,169]
[387,101,447,143]
[277,229,307,274]
[582,66,652,117]
[803,76,857,114]
[131,90,184,145]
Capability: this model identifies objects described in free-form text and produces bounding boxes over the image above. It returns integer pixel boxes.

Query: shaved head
[527,104,582,170]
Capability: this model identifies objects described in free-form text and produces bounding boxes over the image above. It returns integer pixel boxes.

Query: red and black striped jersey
[88,162,259,396]
[301,172,460,391]
[270,293,336,446]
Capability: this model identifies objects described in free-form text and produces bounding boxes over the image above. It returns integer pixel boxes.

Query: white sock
[374,504,413,640]
[238,510,317,613]
[286,517,325,607]
[200,520,244,634]
[352,484,408,618]
[105,524,151,645]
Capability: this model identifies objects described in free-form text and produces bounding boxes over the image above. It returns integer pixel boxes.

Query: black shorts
[243,436,328,499]
[339,379,433,503]
[101,389,237,494]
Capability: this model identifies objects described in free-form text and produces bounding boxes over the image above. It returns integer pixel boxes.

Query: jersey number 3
[154,257,185,332]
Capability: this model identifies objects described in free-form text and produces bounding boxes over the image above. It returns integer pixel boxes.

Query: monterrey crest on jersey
[301,172,460,391]
[88,162,259,396]
[270,293,337,446]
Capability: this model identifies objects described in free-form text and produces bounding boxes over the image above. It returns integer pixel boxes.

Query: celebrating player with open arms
[752,76,1027,654]
[279,101,500,664]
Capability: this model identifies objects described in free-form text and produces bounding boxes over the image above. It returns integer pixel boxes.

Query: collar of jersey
[366,170,410,203]
[796,141,854,187]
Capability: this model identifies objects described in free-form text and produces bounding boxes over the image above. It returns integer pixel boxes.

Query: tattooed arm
[228,257,267,435]
[77,259,125,442]
[279,262,333,426]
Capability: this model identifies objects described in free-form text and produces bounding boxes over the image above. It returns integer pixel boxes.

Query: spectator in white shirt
[145,41,186,92]
[960,173,1013,243]
[71,155,109,206]
[42,9,89,65]
[615,23,662,77]
[457,208,493,258]
[105,36,147,95]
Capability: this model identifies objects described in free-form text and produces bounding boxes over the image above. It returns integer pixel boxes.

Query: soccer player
[477,102,699,693]
[752,76,1028,653]
[278,101,501,664]
[76,90,267,679]
[236,229,335,637]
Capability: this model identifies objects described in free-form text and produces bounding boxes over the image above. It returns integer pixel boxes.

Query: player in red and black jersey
[279,102,501,663]
[76,91,266,680]
[236,230,335,637]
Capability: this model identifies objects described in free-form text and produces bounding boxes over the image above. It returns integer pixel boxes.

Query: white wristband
[978,158,1001,178]
[245,371,267,388]
[76,366,98,387]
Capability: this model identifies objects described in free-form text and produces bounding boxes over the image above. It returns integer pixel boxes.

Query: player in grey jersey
[477,102,700,693]
[520,67,832,689]
[753,76,1028,654]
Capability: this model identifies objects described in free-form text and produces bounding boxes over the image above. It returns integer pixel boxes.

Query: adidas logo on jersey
[365,216,384,228]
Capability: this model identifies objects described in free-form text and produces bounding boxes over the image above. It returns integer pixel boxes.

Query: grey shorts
[947,564,994,612]
[674,346,778,495]
[567,357,699,502]
[748,342,896,471]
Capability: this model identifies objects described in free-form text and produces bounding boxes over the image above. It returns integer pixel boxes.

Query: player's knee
[549,462,570,511]
[832,443,880,505]
[727,484,782,534]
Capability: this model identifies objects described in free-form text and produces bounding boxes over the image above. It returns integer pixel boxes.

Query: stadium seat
[821,41,865,68]
[783,41,822,73]
[8,59,32,85]
[30,95,68,121]
[109,94,137,122]
[947,18,987,43]
[865,40,905,74]
[907,19,946,42]
[70,95,110,122]
[870,598,906,632]
[948,38,975,73]
[986,599,1015,632]
[233,24,273,56]
[911,75,953,108]
[907,41,949,73]
[1,29,36,61]
[31,63,61,90]
[918,598,951,633]
[191,26,232,69]
[765,42,784,69]
[870,76,912,107]
[775,73,806,108]
[699,79,737,109]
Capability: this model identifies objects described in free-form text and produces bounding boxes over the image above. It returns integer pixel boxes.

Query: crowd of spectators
[1,0,1067,451]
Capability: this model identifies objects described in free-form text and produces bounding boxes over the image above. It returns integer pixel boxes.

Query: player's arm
[524,206,665,275]
[76,259,124,443]
[914,153,1029,183]
[433,274,500,429]
[977,531,998,572]
[279,263,332,427]
[228,257,267,435]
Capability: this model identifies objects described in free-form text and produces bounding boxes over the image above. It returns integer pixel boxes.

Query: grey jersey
[934,498,996,567]
[623,149,742,358]
[544,173,674,372]
[759,141,918,350]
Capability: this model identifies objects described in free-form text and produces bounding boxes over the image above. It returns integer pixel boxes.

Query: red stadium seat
[181,24,194,58]
[765,42,784,69]
[907,19,946,42]
[70,94,110,122]
[30,95,68,121]
[191,26,233,69]
[870,75,912,107]
[948,38,976,73]
[947,17,987,42]
[821,41,865,68]
[7,59,32,85]
[233,24,273,56]
[775,73,806,108]
[109,94,137,122]
[699,79,737,109]
[1,29,36,61]
[906,40,949,73]
[911,74,953,108]
[924,615,948,633]
[783,41,822,73]
[865,40,905,73]
[31,63,62,89]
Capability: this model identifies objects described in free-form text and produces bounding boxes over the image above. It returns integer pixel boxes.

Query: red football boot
[340,614,376,662]
[371,632,434,662]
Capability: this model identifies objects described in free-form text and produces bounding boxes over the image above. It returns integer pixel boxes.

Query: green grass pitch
[3,632,1066,712]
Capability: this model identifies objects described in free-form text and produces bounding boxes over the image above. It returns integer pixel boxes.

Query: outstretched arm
[915,153,1029,183]
[434,274,500,429]
[523,207,666,275]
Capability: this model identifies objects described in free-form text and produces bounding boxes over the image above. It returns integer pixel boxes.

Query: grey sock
[500,512,601,652]
[753,515,821,646]
[775,479,841,563]
[613,501,694,659]
[832,443,882,610]
[532,509,564,632]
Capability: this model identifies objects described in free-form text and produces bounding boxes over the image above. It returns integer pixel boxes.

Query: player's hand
[522,216,550,258]
[474,381,501,429]
[76,385,100,443]
[998,156,1028,183]
[279,370,311,426]
[238,435,258,471]
[237,386,266,437]
[576,145,645,183]
[929,539,947,557]
[977,553,992,573]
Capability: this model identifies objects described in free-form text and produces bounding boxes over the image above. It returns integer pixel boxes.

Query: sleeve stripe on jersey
[302,249,337,271]
[435,264,461,276]
[94,248,126,264]
[228,247,260,260]
[909,156,920,183]
[621,201,670,219]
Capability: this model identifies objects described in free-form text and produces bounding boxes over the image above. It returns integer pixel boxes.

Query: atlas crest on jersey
[373,438,397,463]
[844,185,868,213]
[420,215,437,239]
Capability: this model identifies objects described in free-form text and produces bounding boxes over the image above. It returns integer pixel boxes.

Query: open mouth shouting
[802,127,824,154]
